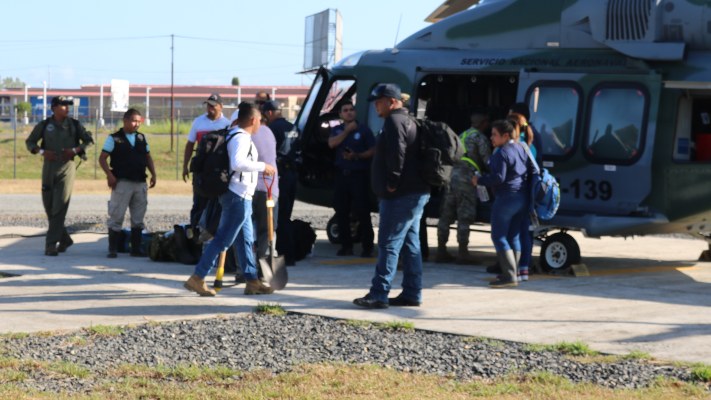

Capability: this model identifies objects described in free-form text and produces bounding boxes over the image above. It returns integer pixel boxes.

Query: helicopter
[293,0,711,271]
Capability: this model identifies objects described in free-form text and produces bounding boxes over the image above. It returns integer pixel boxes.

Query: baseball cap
[204,93,223,106]
[51,96,74,107]
[367,83,401,101]
[260,100,279,113]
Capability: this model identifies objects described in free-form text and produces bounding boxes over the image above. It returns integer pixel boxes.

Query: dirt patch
[0,179,193,195]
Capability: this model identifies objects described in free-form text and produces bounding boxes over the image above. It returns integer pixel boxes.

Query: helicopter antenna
[393,13,403,47]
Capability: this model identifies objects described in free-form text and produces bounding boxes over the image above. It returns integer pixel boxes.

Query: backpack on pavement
[190,128,236,199]
[413,117,464,187]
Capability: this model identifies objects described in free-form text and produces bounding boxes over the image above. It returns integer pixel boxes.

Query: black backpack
[291,219,316,261]
[191,129,237,199]
[413,118,464,187]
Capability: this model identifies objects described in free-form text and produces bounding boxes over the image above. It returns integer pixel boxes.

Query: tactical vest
[109,129,148,182]
[459,128,482,172]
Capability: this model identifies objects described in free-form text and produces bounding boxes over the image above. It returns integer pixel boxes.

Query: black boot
[130,227,146,257]
[107,230,119,258]
[57,229,74,253]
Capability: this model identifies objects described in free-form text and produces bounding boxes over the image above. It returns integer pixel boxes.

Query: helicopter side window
[585,85,647,164]
[526,83,581,159]
[315,78,356,144]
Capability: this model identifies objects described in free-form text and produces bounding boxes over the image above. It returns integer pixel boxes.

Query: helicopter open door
[516,70,663,270]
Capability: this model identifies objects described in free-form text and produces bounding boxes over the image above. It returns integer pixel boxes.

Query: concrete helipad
[0,225,710,364]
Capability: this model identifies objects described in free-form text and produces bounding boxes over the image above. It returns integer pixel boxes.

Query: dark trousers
[276,168,298,262]
[333,169,373,250]
[190,191,209,230]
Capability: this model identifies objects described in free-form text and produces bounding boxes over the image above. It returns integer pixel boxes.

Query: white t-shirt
[187,113,230,143]
[228,128,265,200]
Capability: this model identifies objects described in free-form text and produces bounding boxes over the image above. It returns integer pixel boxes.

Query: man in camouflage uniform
[436,112,491,263]
[25,96,94,256]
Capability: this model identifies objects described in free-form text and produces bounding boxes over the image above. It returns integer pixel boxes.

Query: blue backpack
[521,144,560,221]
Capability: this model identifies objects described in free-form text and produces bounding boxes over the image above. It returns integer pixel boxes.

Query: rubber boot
[456,244,477,264]
[490,250,518,288]
[130,227,146,257]
[435,244,455,263]
[107,229,119,258]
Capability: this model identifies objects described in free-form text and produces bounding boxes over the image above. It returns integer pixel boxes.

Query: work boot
[183,274,217,296]
[44,244,58,256]
[57,230,74,253]
[244,279,274,295]
[489,250,518,288]
[434,245,455,263]
[107,229,119,258]
[456,244,477,264]
[130,227,146,257]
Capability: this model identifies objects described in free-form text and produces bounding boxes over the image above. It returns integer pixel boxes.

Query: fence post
[12,98,17,179]
[176,110,180,180]
[95,108,100,179]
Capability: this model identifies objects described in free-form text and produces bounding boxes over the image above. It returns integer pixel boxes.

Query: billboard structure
[303,9,342,72]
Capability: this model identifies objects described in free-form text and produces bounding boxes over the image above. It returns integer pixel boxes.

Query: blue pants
[193,190,258,281]
[368,192,430,303]
[490,191,527,253]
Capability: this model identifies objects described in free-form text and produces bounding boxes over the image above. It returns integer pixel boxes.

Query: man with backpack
[353,84,430,309]
[99,108,157,258]
[184,102,276,297]
[182,93,230,230]
[25,96,94,256]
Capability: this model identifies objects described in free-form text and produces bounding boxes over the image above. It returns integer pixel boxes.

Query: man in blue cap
[353,84,430,309]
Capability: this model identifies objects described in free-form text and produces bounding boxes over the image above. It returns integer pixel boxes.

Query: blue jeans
[368,192,430,303]
[193,190,257,280]
[490,191,527,253]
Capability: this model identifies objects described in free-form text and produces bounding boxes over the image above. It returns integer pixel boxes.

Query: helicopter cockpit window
[586,86,647,163]
[315,78,356,144]
[526,83,580,159]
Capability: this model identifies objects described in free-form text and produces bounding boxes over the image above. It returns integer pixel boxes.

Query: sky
[0,1,441,89]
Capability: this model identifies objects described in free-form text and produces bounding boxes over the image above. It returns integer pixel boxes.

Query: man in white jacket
[184,102,276,296]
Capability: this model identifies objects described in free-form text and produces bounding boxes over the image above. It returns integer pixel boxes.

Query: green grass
[47,361,91,379]
[525,341,599,357]
[690,363,711,383]
[84,324,124,337]
[622,350,653,361]
[0,120,191,180]
[0,360,709,399]
[0,333,29,340]
[376,320,415,331]
[344,319,374,329]
[253,303,286,316]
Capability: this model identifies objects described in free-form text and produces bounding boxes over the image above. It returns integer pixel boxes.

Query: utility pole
[23,84,30,124]
[42,81,47,120]
[170,34,175,151]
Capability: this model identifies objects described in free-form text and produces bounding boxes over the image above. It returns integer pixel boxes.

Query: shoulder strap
[519,142,541,175]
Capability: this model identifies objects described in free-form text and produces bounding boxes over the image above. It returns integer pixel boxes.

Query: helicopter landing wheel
[540,232,581,272]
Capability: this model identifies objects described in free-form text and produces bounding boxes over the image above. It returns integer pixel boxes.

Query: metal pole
[271,87,276,100]
[176,109,180,180]
[145,86,151,126]
[23,84,29,125]
[99,84,105,127]
[12,98,17,179]
[42,81,47,120]
[170,34,175,152]
[95,108,100,179]
[237,86,242,104]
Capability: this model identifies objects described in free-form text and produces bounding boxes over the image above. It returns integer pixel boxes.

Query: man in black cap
[26,96,94,256]
[261,99,301,266]
[353,84,430,309]
[182,93,230,229]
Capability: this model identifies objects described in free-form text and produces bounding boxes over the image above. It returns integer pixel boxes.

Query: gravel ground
[0,313,702,395]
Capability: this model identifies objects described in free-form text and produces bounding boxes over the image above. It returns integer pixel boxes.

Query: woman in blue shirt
[472,119,530,288]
